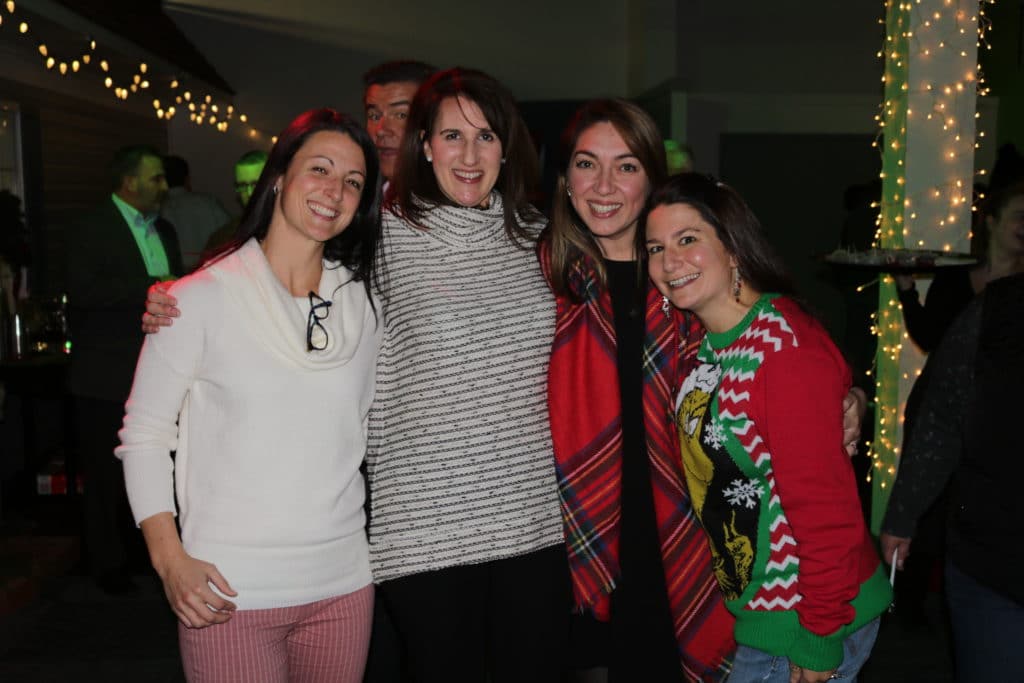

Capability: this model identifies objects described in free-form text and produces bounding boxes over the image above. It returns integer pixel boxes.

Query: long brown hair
[387,67,542,246]
[545,99,666,299]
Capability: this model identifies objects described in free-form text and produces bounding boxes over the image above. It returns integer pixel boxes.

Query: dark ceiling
[53,0,233,94]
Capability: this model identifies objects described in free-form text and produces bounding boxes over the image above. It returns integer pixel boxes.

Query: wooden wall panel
[0,77,166,295]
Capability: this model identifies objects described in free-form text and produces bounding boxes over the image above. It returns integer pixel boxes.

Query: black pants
[75,396,136,577]
[363,584,405,682]
[378,544,569,683]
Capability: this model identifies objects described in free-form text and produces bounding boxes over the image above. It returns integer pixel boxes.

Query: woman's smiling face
[272,130,366,246]
[567,121,650,260]
[423,96,503,209]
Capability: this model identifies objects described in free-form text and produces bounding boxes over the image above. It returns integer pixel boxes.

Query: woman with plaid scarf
[541,99,866,683]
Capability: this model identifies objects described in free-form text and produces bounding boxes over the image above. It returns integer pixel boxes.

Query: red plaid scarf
[541,244,735,681]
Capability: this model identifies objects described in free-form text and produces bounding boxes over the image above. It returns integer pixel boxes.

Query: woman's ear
[422,133,433,163]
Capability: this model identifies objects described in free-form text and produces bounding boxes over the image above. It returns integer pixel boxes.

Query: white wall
[165,1,975,199]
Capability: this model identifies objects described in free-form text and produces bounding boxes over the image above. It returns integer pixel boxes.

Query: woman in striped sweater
[365,67,567,681]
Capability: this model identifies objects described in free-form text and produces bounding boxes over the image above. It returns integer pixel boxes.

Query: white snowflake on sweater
[703,418,726,450]
[724,479,764,509]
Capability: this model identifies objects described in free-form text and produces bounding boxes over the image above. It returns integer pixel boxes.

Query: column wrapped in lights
[872,0,911,532]
[871,0,981,532]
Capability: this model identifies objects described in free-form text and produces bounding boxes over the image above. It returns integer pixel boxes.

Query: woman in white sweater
[117,109,383,682]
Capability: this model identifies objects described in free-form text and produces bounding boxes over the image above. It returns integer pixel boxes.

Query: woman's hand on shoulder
[142,280,180,334]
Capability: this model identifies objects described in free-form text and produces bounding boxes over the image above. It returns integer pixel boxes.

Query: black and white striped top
[367,196,563,582]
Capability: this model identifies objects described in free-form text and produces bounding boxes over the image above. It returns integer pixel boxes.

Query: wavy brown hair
[545,99,666,300]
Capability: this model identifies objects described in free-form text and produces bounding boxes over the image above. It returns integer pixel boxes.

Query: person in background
[881,272,1024,683]
[360,60,435,682]
[896,145,1024,352]
[202,150,268,255]
[892,178,1024,626]
[118,109,383,682]
[232,150,269,208]
[161,155,230,270]
[0,189,30,302]
[645,173,890,683]
[664,140,694,175]
[362,60,436,181]
[66,145,183,595]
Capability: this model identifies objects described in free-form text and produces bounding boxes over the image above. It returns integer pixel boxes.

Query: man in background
[363,60,436,181]
[161,155,230,270]
[66,145,184,594]
[202,149,268,253]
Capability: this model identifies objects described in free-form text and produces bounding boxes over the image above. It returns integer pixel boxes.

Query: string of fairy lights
[0,1,277,144]
[866,0,993,529]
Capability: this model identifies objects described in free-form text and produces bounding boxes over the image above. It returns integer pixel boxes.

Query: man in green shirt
[66,145,184,594]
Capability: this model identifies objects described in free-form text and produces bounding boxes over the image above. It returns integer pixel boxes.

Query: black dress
[567,259,684,682]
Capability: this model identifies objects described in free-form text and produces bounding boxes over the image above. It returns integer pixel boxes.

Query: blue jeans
[946,559,1024,683]
[725,618,880,682]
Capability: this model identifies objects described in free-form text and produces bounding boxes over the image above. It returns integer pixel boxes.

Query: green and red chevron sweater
[674,294,891,671]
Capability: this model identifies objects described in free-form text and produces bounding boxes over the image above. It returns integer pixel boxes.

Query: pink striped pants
[178,584,374,683]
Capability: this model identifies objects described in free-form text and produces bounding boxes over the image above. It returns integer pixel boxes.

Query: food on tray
[825,248,974,269]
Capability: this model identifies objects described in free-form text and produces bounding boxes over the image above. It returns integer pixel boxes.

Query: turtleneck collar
[389,192,513,248]
[210,238,374,370]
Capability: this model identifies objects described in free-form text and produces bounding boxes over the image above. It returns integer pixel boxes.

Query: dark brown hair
[642,173,796,297]
[545,99,667,299]
[203,109,383,310]
[386,67,542,246]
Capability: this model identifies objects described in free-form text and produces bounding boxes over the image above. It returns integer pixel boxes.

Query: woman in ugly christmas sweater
[643,173,891,683]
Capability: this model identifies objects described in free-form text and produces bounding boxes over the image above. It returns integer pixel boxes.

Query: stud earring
[661,295,671,318]
[732,267,742,303]
[566,186,573,198]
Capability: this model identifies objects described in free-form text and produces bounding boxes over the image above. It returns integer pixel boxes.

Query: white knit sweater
[116,238,381,609]
[367,196,563,581]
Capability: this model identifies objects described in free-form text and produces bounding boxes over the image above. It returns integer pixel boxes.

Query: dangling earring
[425,154,433,163]
[661,295,671,318]
[500,157,506,165]
[566,186,573,198]
[732,267,742,303]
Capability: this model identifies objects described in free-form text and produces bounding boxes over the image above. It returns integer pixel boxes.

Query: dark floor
[0,496,954,682]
